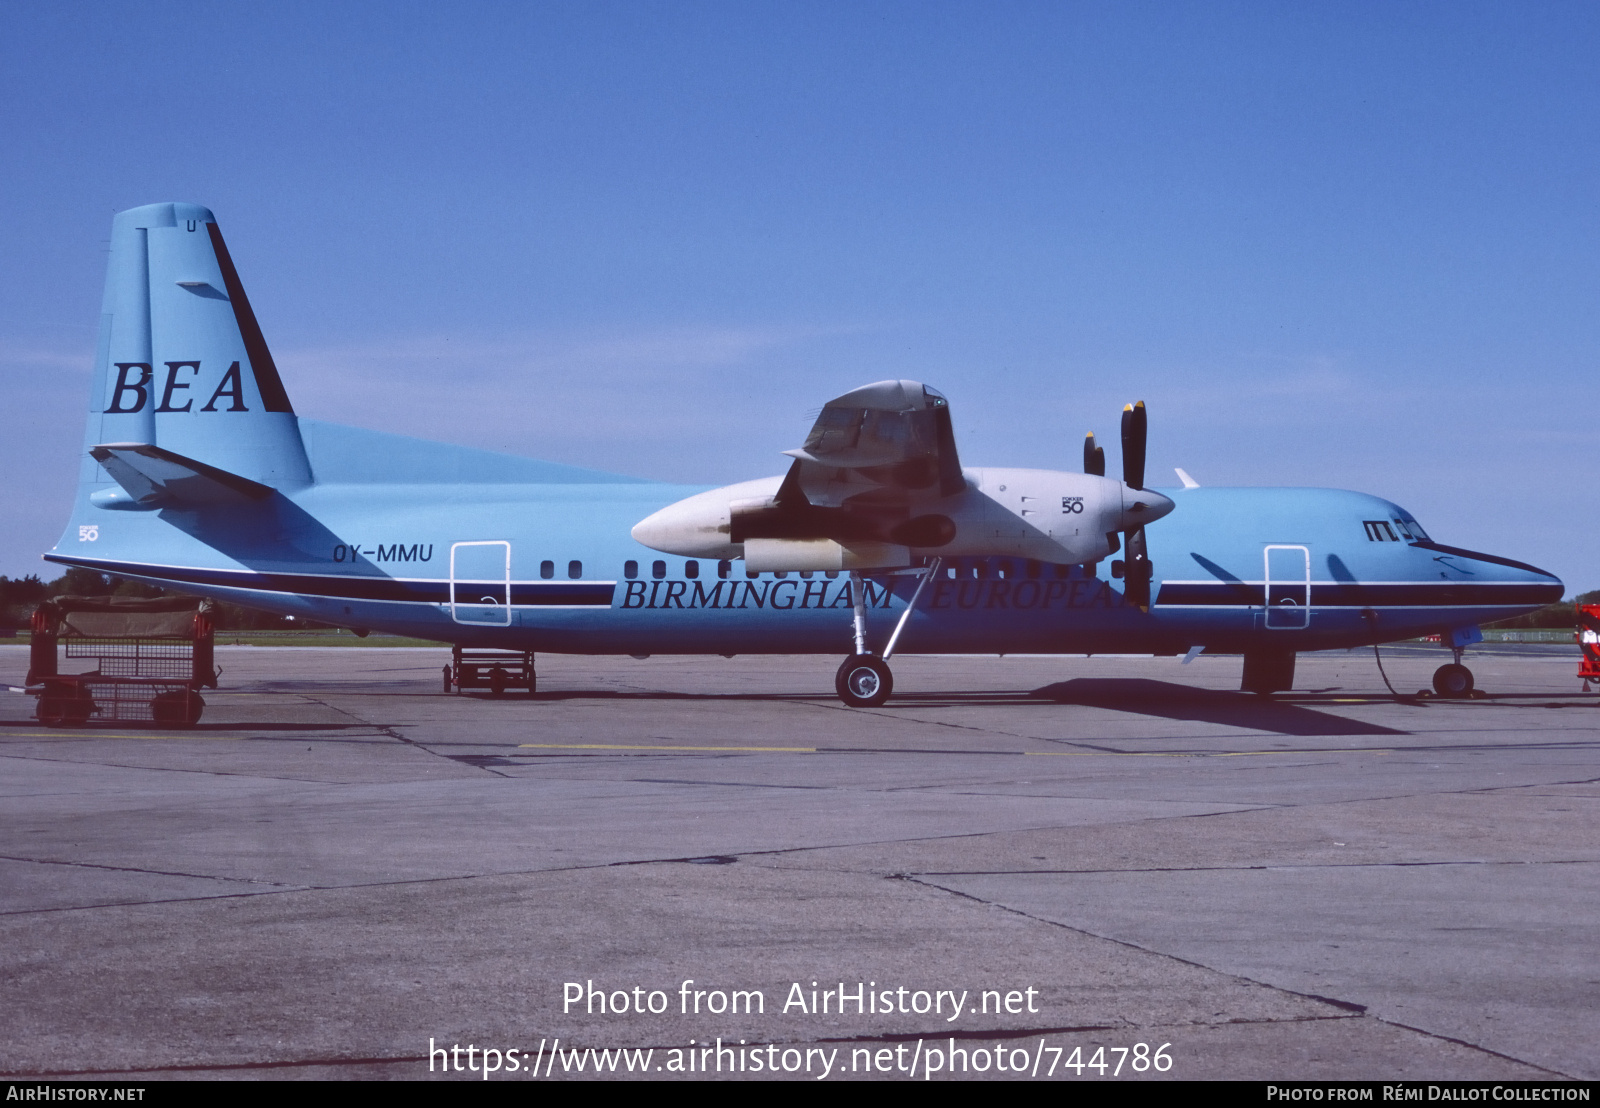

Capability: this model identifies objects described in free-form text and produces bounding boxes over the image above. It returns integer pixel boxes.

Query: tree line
[0,570,330,634]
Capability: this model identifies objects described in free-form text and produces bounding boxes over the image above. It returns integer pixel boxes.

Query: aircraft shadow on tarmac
[517,680,1408,736]
[1029,678,1409,736]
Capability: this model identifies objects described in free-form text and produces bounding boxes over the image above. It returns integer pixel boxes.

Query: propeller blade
[1083,432,1105,477]
[1120,401,1147,491]
[1123,525,1152,610]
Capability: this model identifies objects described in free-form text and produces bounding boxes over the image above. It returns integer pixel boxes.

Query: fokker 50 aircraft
[45,202,1563,706]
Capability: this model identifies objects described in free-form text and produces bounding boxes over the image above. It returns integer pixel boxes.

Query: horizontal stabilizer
[89,443,274,507]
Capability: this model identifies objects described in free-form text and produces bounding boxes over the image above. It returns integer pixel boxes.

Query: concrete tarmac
[1,643,1596,1081]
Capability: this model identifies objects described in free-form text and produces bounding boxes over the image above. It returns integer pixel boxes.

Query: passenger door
[1263,544,1310,630]
[450,541,512,626]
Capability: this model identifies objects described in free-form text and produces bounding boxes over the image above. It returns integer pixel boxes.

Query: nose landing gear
[1430,629,1483,698]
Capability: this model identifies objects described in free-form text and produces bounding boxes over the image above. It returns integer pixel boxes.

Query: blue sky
[2,1,1595,593]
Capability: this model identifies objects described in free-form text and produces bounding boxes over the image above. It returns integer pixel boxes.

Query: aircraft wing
[780,379,964,506]
[726,380,966,552]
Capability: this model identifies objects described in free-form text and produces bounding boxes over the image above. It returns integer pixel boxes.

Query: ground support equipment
[446,646,536,696]
[26,597,217,726]
[1579,605,1600,692]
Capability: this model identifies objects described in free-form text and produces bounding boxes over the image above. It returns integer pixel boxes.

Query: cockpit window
[1365,516,1430,542]
[804,406,863,453]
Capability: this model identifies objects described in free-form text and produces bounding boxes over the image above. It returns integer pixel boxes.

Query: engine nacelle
[631,468,1173,571]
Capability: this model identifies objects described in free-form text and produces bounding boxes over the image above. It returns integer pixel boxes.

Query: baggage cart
[445,646,536,695]
[26,596,217,726]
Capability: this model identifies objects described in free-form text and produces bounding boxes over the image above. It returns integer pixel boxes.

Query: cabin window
[624,560,638,579]
[717,560,731,579]
[1026,560,1042,579]
[1364,520,1399,542]
[540,560,555,579]
[568,560,582,579]
[685,560,699,579]
[825,570,839,579]
[652,560,666,579]
[799,570,813,579]
[747,567,760,579]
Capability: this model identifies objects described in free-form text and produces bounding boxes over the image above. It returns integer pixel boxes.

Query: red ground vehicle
[26,596,218,726]
[1580,604,1600,691]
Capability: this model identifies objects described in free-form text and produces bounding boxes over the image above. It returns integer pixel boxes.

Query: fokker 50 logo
[106,361,250,413]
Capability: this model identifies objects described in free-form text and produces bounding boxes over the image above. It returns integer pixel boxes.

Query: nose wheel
[1432,663,1475,698]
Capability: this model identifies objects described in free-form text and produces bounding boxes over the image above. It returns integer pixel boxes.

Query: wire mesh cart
[25,596,218,726]
[1580,604,1600,692]
[445,646,536,696]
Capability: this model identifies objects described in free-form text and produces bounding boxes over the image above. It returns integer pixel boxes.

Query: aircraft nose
[1120,487,1174,529]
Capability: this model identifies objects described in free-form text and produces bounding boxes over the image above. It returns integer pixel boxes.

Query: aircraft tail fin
[83,203,311,494]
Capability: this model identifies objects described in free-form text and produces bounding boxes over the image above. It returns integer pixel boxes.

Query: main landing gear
[834,559,941,708]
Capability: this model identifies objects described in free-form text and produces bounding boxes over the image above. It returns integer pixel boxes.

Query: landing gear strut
[834,559,940,708]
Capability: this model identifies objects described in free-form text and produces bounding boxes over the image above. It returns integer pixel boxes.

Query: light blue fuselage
[50,419,1561,657]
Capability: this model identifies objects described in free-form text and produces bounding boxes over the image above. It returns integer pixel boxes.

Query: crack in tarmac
[900,874,1576,1078]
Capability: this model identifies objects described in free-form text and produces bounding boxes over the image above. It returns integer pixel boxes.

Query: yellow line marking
[1024,750,1195,757]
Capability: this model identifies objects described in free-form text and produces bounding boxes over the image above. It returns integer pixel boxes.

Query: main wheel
[835,654,893,708]
[152,690,205,726]
[37,697,68,727]
[1433,663,1474,698]
[64,693,94,724]
[37,684,92,727]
